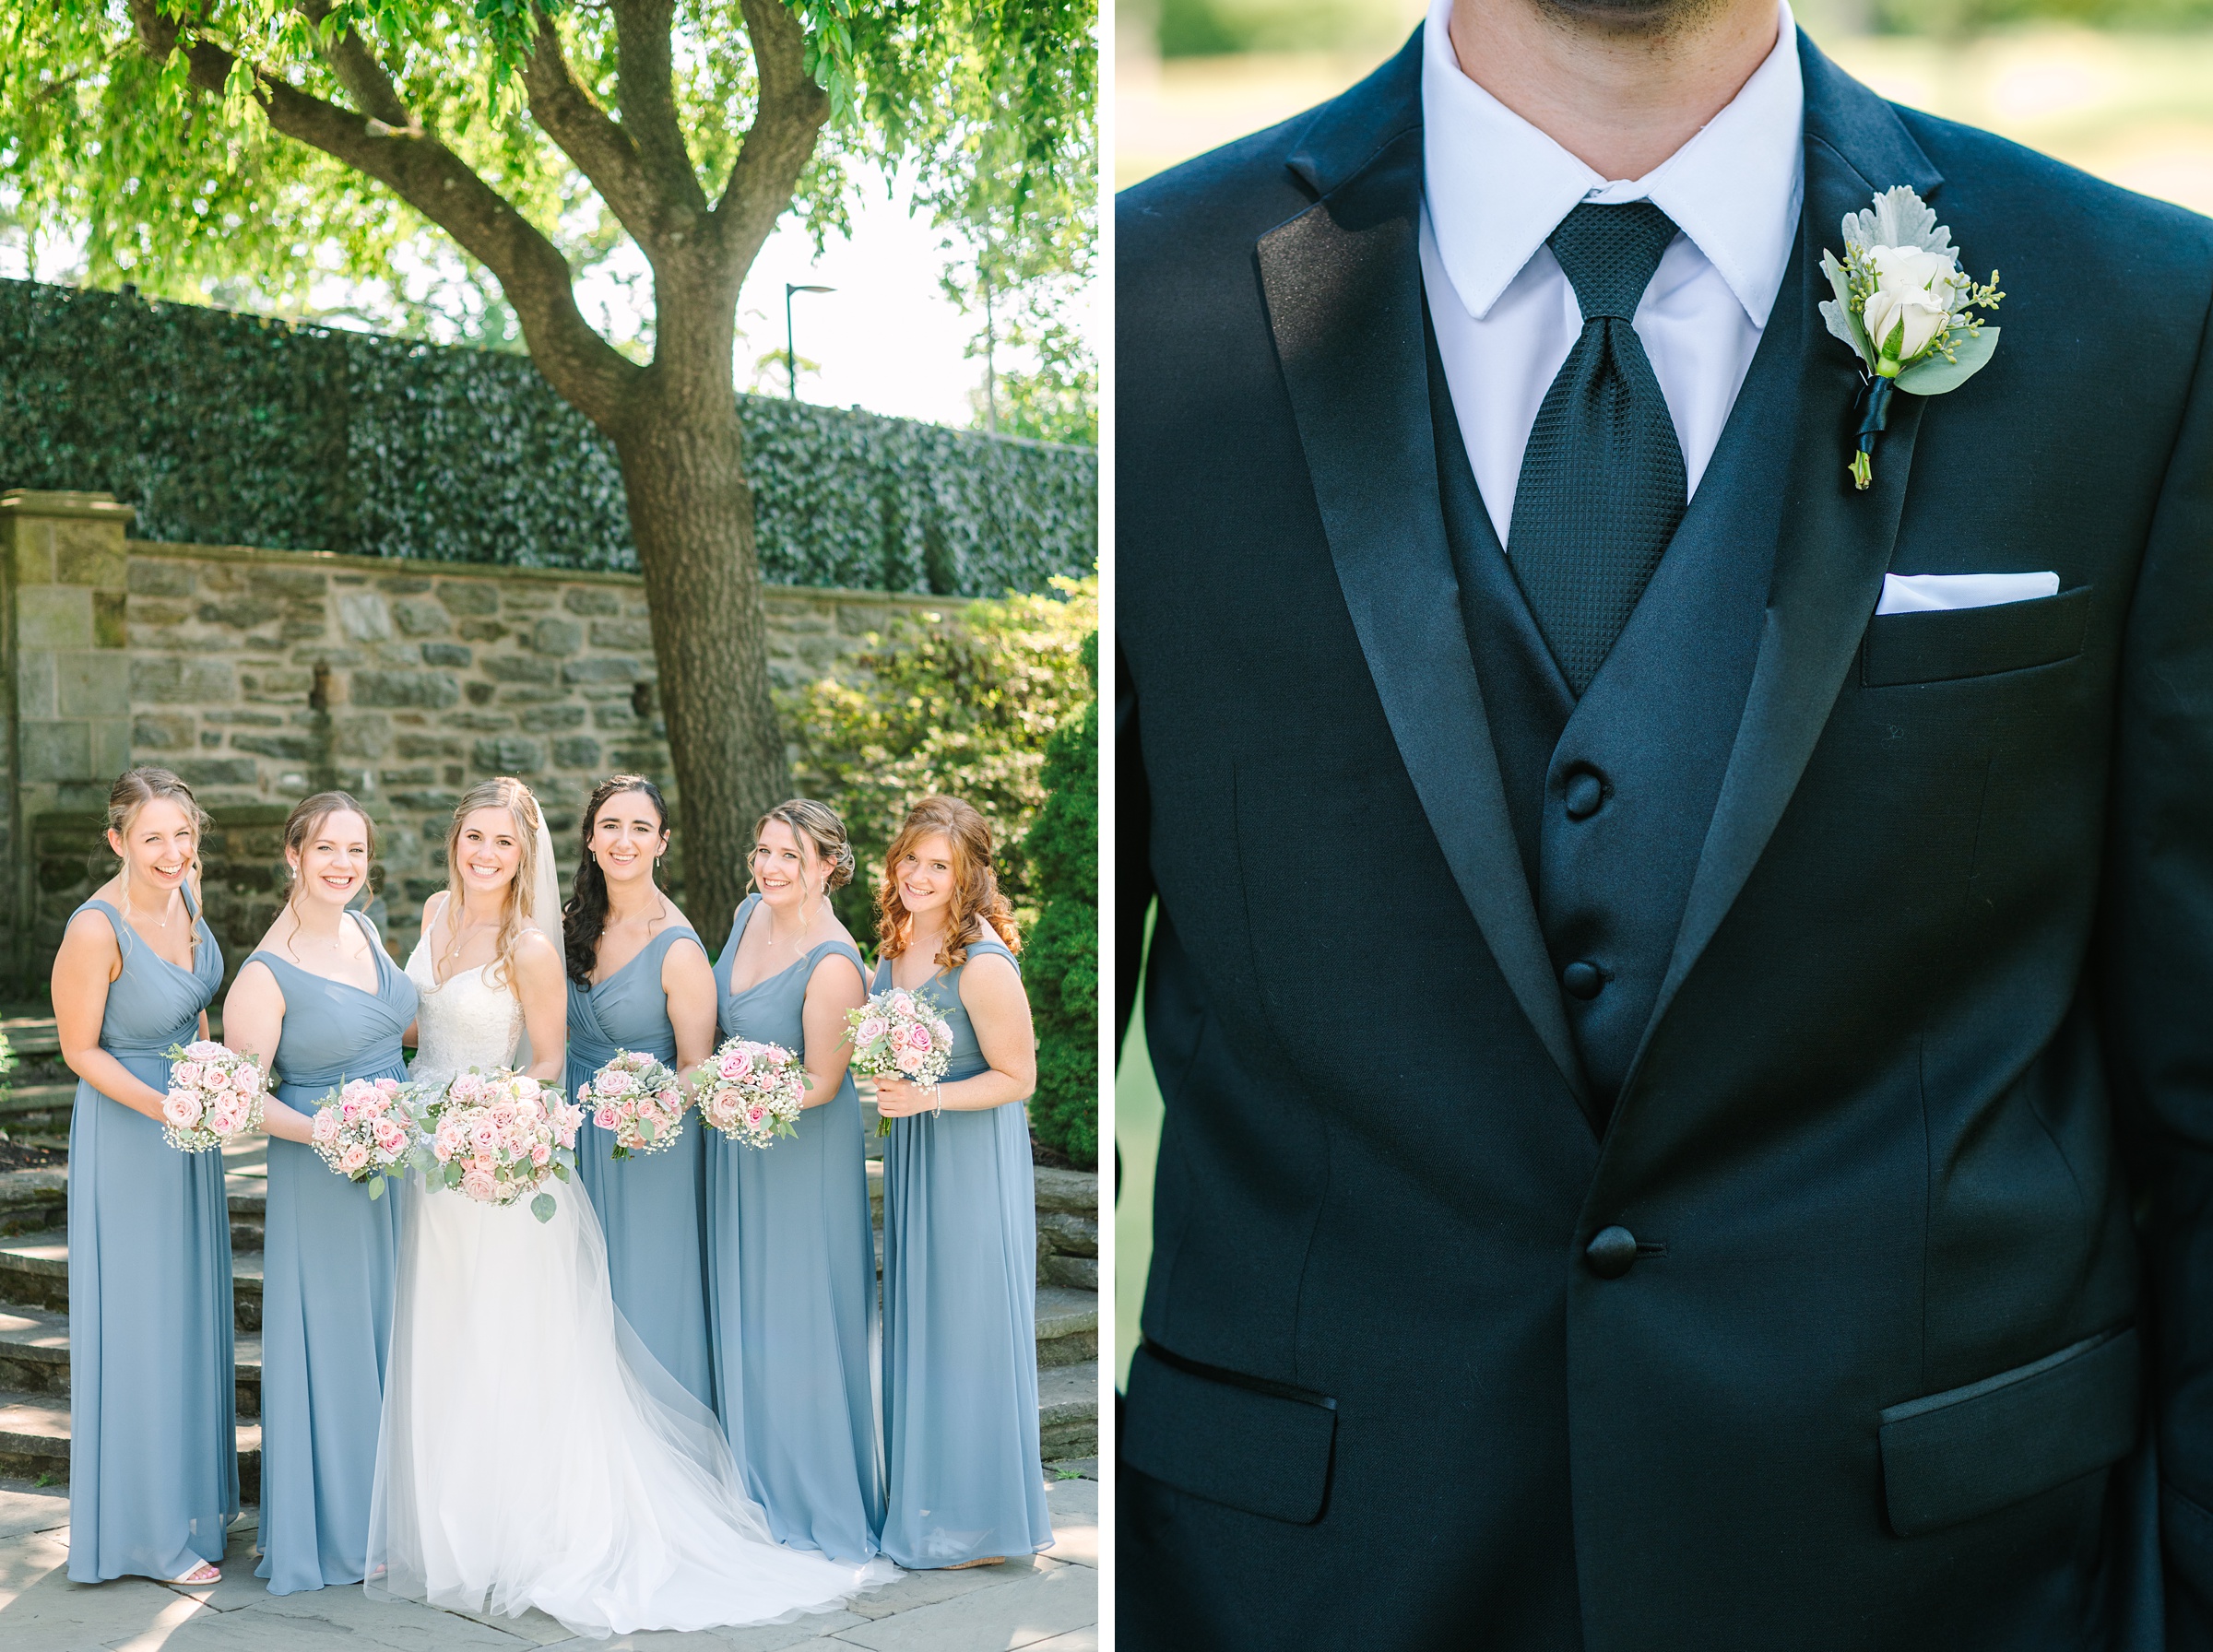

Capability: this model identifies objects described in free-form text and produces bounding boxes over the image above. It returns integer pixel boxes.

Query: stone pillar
[2,490,136,986]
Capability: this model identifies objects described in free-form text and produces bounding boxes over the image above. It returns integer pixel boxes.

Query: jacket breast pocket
[1878,1325,2140,1537]
[1120,1342,1338,1525]
[1862,584,2093,688]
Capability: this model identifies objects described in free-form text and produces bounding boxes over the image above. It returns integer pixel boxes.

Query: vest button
[1563,769,1606,820]
[1586,1225,1639,1279]
[1562,960,1604,999]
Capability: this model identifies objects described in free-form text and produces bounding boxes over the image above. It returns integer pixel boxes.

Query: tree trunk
[614,388,786,937]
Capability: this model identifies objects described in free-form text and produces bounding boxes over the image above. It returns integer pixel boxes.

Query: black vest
[1426,247,1804,1112]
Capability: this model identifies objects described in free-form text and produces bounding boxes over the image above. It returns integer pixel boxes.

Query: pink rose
[313,1109,340,1142]
[461,1168,497,1202]
[594,1106,618,1131]
[374,1120,407,1152]
[530,1143,550,1167]
[857,1017,888,1044]
[340,1143,371,1174]
[470,1121,498,1153]
[165,1092,204,1127]
[894,1046,923,1074]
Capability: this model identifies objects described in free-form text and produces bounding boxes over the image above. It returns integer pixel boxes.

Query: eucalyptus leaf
[553,1161,570,1182]
[367,1174,385,1200]
[531,1192,556,1224]
[1896,327,2000,395]
[444,1161,465,1189]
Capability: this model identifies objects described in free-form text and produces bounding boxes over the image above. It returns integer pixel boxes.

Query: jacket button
[1564,769,1606,820]
[1562,961,1603,999]
[1586,1226,1638,1279]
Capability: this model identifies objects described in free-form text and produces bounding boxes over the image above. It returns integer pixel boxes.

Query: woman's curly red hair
[874,796,1020,970]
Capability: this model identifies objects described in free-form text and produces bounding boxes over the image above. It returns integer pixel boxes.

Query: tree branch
[609,0,703,218]
[124,0,638,431]
[295,0,412,133]
[713,0,827,273]
[520,9,700,260]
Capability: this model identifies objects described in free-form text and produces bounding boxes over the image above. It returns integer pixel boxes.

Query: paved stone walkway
[0,1470,1096,1651]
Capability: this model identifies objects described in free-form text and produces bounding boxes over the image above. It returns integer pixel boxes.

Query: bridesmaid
[870,796,1051,1570]
[562,774,718,1406]
[52,768,234,1585]
[223,792,419,1595]
[705,799,882,1559]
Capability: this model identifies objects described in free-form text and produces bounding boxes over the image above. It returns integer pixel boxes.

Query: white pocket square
[1876,572,2061,616]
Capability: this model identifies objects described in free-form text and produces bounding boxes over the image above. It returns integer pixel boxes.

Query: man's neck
[1447,0,1781,181]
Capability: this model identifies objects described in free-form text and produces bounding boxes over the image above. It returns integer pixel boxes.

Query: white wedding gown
[367,942,894,1637]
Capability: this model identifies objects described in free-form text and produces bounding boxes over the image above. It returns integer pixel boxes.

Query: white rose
[1862,244,1960,369]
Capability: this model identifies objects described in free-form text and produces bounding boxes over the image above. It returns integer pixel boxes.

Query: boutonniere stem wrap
[1819,185,2003,490]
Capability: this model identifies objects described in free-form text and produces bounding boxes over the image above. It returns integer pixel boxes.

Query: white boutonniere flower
[1819,185,2004,490]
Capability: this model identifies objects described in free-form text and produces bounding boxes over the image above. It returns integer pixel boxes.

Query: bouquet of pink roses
[308,1076,427,1200]
[160,1040,268,1152]
[693,1035,810,1150]
[843,988,953,1136]
[578,1050,688,1160]
[424,1067,584,1222]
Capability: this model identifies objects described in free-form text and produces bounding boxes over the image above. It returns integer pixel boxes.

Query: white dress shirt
[1419,0,1805,547]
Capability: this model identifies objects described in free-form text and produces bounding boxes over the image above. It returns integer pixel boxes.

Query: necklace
[120,876,180,930]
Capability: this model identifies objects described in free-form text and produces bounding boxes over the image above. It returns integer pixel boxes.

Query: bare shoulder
[958,947,1026,1005]
[61,903,122,951]
[512,923,564,977]
[226,955,283,1009]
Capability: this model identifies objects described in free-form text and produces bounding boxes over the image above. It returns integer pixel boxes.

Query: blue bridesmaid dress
[875,935,1052,1567]
[706,894,883,1560]
[253,911,419,1594]
[66,888,236,1582]
[568,925,716,1409]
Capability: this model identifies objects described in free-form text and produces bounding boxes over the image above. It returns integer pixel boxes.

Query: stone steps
[0,1145,1100,1480]
[0,1386,263,1499]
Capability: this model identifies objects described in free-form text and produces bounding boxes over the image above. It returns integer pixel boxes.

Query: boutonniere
[1819,185,2004,490]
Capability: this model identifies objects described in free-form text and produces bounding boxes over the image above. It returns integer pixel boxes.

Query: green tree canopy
[0,0,1095,930]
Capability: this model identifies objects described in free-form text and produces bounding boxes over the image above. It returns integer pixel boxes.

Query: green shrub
[785,574,1097,942]
[0,277,1095,595]
[1022,631,1100,1167]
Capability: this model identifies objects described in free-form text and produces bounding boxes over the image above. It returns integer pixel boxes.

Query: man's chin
[1531,0,1725,40]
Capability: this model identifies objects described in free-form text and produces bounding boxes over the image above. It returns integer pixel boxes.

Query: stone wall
[2,490,960,992]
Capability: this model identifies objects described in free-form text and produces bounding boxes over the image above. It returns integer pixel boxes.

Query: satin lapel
[1259,133,1592,1118]
[1630,41,1945,1080]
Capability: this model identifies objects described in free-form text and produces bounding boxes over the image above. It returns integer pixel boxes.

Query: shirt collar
[1420,0,1805,325]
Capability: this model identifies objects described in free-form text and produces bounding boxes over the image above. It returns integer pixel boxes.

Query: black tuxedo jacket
[1118,29,2213,1652]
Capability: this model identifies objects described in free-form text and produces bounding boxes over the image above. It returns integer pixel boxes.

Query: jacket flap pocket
[1864,584,2092,687]
[1121,1342,1337,1525]
[1879,1326,2140,1538]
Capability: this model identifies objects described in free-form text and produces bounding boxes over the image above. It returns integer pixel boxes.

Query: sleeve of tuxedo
[1115,633,1154,1060]
[2101,289,2213,1644]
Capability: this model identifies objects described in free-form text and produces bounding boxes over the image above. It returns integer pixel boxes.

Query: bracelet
[927,1083,941,1117]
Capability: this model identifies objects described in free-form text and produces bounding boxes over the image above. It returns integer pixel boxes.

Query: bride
[368,777,893,1636]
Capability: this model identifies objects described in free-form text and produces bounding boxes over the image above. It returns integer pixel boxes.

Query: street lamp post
[785,282,834,400]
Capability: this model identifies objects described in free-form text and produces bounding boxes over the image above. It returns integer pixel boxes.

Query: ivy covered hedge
[0,277,1095,596]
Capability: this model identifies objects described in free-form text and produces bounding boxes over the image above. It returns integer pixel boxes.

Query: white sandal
[171,1560,220,1586]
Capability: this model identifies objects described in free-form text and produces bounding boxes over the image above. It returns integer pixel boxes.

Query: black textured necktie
[1505,201,1686,696]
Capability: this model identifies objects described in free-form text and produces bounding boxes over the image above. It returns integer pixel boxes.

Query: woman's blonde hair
[105,767,208,856]
[874,796,1020,970]
[751,798,857,898]
[439,776,541,990]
